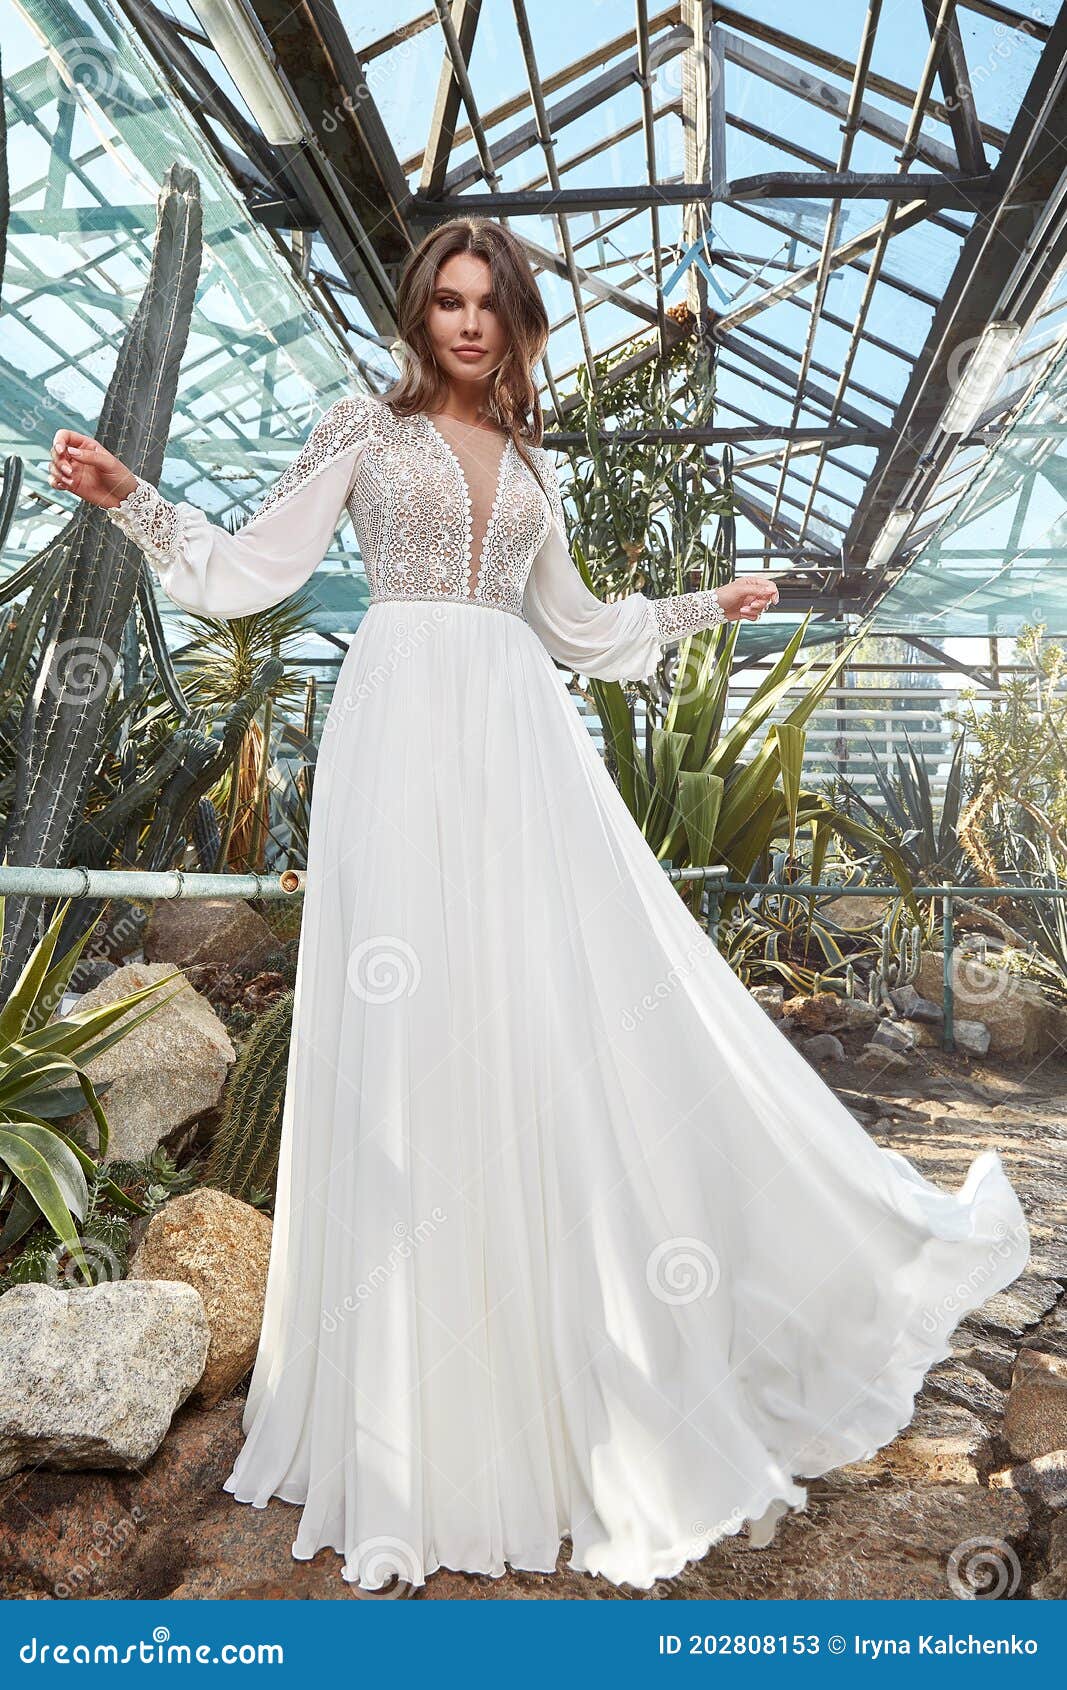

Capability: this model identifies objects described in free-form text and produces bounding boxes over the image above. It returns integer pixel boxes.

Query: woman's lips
[453,346,487,359]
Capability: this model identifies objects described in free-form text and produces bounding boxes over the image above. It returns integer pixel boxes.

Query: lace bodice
[105,390,727,681]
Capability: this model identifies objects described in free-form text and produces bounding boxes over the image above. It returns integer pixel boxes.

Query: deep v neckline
[420,412,513,598]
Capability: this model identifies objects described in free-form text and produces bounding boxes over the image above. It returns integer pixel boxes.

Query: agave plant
[836,727,972,885]
[0,893,188,1284]
[589,609,916,921]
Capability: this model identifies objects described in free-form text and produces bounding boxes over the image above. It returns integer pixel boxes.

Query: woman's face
[425,252,507,390]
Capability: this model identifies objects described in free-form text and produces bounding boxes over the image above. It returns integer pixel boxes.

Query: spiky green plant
[205,990,293,1204]
[589,607,916,921]
[0,163,205,997]
[0,895,188,1283]
[837,728,972,885]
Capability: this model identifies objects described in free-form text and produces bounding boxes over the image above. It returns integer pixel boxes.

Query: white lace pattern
[105,392,729,648]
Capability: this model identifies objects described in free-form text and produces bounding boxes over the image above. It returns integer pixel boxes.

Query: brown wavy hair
[384,218,550,483]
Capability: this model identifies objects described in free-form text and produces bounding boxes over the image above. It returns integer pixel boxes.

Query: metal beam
[542,426,888,445]
[844,5,1067,583]
[407,171,1000,218]
[922,0,989,175]
[420,0,482,197]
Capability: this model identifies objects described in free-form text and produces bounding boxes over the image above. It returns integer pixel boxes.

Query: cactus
[867,916,922,1009]
[205,991,294,1203]
[192,796,223,872]
[0,163,205,997]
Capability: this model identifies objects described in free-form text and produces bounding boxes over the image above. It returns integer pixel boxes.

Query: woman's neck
[431,379,497,430]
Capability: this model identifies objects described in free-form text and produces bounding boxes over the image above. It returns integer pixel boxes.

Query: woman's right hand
[48,431,138,510]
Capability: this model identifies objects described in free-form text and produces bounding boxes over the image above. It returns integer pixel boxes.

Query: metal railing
[665,868,1067,1054]
[1,863,1061,1058]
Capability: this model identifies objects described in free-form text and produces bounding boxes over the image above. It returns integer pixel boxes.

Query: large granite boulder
[59,962,236,1161]
[128,1189,273,1406]
[144,898,280,971]
[0,1280,208,1480]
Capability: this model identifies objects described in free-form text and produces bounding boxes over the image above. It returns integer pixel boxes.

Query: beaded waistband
[366,591,526,620]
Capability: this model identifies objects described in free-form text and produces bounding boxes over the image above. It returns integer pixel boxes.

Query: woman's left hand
[716,575,780,622]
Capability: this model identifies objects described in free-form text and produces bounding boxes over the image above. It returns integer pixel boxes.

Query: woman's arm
[523,449,778,682]
[53,393,373,620]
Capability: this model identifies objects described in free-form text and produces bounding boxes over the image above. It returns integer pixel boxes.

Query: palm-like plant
[0,894,187,1283]
[170,577,320,874]
[589,609,915,919]
[835,728,972,885]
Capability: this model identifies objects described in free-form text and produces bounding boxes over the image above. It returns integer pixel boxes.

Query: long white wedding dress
[107,390,1031,1592]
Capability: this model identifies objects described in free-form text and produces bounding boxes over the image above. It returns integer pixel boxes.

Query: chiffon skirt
[222,596,1031,1590]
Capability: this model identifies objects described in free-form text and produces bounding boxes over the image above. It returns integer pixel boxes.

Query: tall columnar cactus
[0,164,203,997]
[205,991,294,1204]
[867,917,922,1007]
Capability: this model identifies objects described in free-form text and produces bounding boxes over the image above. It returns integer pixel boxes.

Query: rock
[780,991,854,1035]
[838,996,880,1032]
[800,1033,845,1063]
[905,1019,940,1049]
[144,898,280,971]
[857,1044,910,1071]
[951,1333,1019,1392]
[128,1189,273,1406]
[916,950,1054,1061]
[57,962,236,1162]
[990,1449,1067,1510]
[660,1486,1028,1600]
[1033,1516,1067,1600]
[924,1359,1008,1423]
[890,984,943,1023]
[1021,1300,1067,1363]
[0,1397,244,1599]
[838,1399,988,1486]
[820,893,891,932]
[0,1281,208,1481]
[751,984,784,1016]
[952,1018,992,1056]
[1004,1349,1067,1461]
[872,1019,919,1052]
[966,1275,1062,1343]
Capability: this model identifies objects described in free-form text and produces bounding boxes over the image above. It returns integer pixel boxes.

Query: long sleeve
[522,448,726,683]
[104,393,373,619]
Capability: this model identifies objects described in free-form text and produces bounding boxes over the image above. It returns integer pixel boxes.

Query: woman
[49,218,1030,1594]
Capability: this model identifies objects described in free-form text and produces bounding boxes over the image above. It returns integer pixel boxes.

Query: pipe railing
[1,864,1061,1057]
[664,869,1067,1054]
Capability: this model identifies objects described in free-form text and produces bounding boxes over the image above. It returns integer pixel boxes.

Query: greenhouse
[0,0,1066,1622]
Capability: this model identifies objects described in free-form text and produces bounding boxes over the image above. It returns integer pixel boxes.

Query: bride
[50,216,1030,1594]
